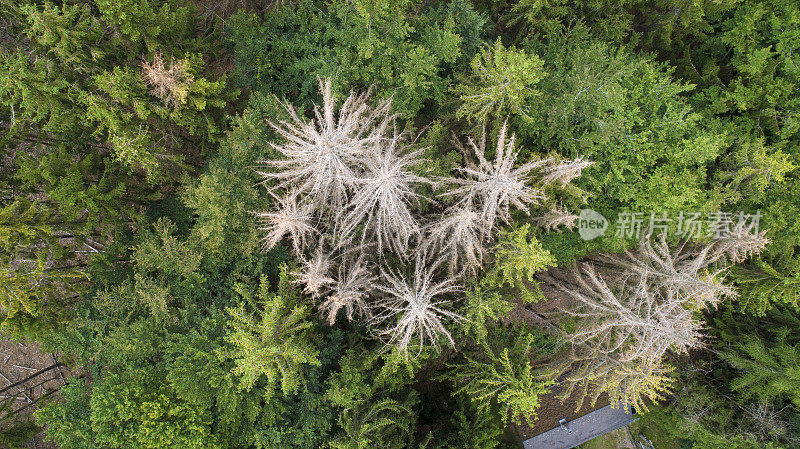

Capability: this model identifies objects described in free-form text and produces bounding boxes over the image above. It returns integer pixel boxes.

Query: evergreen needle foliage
[255,79,588,358]
[12,0,799,446]
[224,275,321,394]
[449,325,555,424]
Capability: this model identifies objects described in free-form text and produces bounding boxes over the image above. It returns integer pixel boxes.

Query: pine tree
[447,324,555,423]
[537,235,755,410]
[141,52,194,106]
[338,139,430,256]
[293,246,335,298]
[329,398,417,449]
[444,122,548,232]
[723,326,800,408]
[318,257,373,325]
[422,200,488,275]
[223,273,321,394]
[731,258,800,315]
[0,199,85,333]
[484,224,556,301]
[257,78,394,212]
[455,39,546,124]
[255,194,316,254]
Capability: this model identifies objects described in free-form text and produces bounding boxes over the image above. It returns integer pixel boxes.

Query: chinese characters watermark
[577,209,761,241]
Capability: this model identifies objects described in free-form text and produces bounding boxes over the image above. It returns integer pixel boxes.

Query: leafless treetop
[337,137,431,256]
[141,52,193,105]
[373,257,463,353]
[422,200,489,275]
[254,80,593,356]
[534,205,579,232]
[541,156,595,186]
[318,256,374,325]
[293,245,334,298]
[255,194,315,254]
[257,78,395,211]
[536,233,765,410]
[444,122,549,231]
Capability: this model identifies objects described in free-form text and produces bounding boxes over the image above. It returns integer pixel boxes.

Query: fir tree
[224,273,321,394]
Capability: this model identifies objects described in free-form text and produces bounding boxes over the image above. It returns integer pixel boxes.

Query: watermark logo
[578,209,608,240]
[575,209,761,241]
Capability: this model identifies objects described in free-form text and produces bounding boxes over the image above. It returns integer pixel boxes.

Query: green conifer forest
[0,0,799,447]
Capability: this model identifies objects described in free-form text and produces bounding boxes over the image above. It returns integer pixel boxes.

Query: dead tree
[537,233,765,411]
[255,80,592,356]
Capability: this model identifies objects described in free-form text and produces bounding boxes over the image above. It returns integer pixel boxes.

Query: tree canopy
[0,0,798,447]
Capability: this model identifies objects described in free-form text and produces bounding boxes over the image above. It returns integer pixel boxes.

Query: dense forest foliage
[0,0,798,447]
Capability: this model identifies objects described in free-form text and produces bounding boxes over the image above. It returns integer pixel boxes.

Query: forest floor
[626,416,681,449]
[578,417,682,448]
[0,335,71,449]
[509,281,612,441]
[578,427,637,448]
